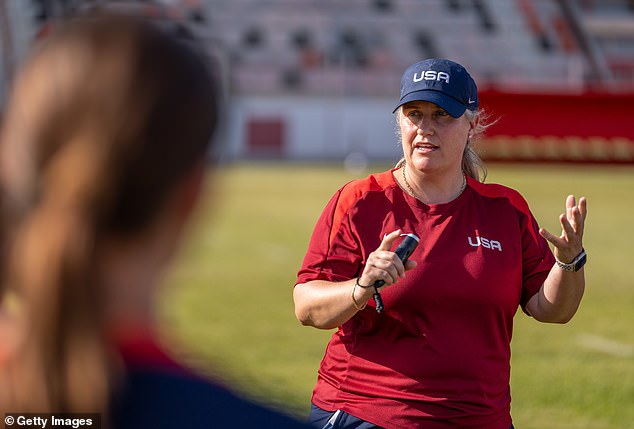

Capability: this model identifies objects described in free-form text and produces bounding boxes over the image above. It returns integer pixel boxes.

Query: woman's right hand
[358,229,417,290]
[294,229,417,329]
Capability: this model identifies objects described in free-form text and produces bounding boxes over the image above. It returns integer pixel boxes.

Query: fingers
[404,260,417,271]
[539,227,559,246]
[560,213,577,238]
[543,195,587,263]
[378,229,402,251]
[562,195,587,237]
[566,194,576,211]
[579,196,587,219]
[364,254,403,285]
[360,229,408,287]
[565,195,574,228]
[576,196,587,235]
[563,195,587,233]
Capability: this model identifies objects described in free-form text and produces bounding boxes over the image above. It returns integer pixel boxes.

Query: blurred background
[1,1,633,428]
[2,0,634,163]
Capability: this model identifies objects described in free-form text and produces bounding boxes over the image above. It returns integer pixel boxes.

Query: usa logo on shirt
[468,235,502,252]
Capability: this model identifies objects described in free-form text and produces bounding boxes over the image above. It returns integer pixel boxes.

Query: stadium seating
[190,0,634,95]
[1,0,632,162]
[2,0,632,96]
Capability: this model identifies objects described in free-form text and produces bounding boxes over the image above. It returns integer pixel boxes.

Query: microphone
[373,233,420,313]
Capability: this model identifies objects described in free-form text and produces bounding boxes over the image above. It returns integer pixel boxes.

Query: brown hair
[0,12,218,413]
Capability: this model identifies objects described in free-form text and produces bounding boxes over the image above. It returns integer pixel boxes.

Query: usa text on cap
[393,58,478,118]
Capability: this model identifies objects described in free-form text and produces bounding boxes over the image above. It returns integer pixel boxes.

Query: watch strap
[555,249,587,272]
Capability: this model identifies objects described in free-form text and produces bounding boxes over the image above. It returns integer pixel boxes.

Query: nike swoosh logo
[468,98,476,104]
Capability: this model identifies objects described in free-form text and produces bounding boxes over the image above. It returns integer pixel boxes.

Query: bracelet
[355,277,374,289]
[351,282,367,311]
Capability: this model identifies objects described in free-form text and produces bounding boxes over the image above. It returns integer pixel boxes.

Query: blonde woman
[294,58,587,429]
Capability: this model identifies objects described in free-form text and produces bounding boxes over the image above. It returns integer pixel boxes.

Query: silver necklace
[401,164,466,202]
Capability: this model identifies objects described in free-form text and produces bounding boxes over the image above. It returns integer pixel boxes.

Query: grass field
[159,162,634,429]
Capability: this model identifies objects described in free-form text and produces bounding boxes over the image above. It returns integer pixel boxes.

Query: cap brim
[392,90,466,118]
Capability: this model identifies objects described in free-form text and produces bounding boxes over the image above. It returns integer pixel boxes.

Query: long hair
[394,107,493,182]
[0,13,218,413]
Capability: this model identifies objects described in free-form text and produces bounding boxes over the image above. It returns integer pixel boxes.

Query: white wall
[0,1,404,163]
[227,95,403,161]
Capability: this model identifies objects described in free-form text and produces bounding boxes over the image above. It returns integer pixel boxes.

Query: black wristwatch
[555,249,587,272]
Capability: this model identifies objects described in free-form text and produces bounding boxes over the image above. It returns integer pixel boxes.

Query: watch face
[574,252,587,271]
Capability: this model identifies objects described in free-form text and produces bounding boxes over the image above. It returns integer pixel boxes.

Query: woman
[294,58,587,429]
[0,12,307,428]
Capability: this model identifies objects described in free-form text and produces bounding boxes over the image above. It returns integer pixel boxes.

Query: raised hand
[539,195,587,263]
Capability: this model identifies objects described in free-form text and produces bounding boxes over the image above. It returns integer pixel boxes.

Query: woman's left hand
[539,195,587,263]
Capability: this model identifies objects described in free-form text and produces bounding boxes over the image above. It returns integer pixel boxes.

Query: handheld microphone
[373,233,420,313]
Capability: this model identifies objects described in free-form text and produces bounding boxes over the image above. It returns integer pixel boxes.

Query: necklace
[401,164,416,197]
[401,164,466,203]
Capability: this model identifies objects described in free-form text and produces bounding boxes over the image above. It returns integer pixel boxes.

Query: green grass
[159,162,634,428]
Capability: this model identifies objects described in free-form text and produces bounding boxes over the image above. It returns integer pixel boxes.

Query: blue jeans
[308,403,516,429]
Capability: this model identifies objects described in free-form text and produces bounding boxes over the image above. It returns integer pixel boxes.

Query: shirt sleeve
[296,187,363,285]
[517,202,556,312]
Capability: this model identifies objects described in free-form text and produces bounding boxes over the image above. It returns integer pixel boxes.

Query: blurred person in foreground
[0,12,308,428]
[293,58,587,429]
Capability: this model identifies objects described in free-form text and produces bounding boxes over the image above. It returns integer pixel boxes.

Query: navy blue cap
[393,58,478,118]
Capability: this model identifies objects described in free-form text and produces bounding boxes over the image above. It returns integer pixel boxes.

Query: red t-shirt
[296,169,555,429]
